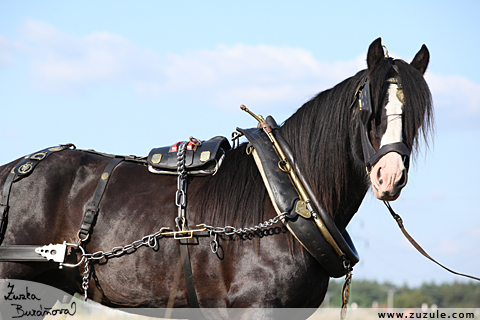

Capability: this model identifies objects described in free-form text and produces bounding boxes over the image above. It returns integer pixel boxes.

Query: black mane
[195,58,433,227]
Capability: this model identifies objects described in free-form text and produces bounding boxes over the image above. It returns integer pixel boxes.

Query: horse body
[0,38,432,311]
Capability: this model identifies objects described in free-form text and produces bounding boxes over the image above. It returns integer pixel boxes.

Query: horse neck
[280,76,369,230]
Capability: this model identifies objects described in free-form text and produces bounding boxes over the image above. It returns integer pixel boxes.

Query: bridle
[354,62,411,175]
[355,60,480,283]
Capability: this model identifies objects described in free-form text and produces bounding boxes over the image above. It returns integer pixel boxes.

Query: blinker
[356,76,411,173]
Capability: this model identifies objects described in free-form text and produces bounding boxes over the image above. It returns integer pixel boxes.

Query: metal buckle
[161,224,208,240]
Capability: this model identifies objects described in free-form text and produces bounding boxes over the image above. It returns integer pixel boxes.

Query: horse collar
[237,115,359,278]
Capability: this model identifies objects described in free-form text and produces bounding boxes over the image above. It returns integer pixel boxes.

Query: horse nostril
[379,178,383,185]
[395,169,408,188]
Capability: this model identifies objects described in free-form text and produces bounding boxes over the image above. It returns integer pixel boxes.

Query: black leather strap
[179,242,200,308]
[0,170,16,241]
[78,157,124,241]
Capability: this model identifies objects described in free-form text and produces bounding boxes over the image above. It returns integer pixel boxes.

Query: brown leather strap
[384,201,480,282]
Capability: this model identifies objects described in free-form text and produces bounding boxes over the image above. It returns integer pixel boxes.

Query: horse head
[364,38,433,201]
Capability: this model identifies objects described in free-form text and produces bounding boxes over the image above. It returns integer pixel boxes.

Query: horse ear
[410,44,430,75]
[367,38,385,70]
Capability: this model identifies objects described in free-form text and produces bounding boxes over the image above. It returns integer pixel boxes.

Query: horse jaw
[370,152,407,200]
[370,83,408,201]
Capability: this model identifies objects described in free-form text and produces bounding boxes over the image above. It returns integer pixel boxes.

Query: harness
[1,87,479,316]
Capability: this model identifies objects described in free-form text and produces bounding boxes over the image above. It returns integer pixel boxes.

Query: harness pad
[147,136,231,176]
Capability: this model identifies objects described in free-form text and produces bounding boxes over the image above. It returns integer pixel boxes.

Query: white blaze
[381,84,404,146]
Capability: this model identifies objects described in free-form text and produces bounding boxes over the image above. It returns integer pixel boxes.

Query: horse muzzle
[369,152,408,201]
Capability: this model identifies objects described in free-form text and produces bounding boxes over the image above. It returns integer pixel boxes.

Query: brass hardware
[383,45,389,58]
[160,224,208,240]
[295,200,311,219]
[241,104,309,202]
[200,151,211,162]
[366,166,371,175]
[312,215,344,257]
[240,105,264,123]
[30,152,47,160]
[48,146,64,152]
[101,172,109,180]
[189,136,202,147]
[151,153,162,164]
[278,160,289,173]
[246,145,253,155]
[396,88,405,105]
[18,162,33,174]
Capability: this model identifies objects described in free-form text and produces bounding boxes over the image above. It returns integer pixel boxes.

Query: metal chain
[341,259,353,320]
[66,211,288,299]
[205,212,287,253]
[175,141,188,231]
[82,260,90,301]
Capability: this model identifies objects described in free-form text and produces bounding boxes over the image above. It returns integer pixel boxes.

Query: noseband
[355,64,411,174]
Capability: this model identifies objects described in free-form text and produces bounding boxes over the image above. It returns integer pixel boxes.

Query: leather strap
[384,201,480,282]
[179,242,200,308]
[0,170,16,241]
[78,157,124,241]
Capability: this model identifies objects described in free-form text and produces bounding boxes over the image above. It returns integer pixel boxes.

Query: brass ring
[77,230,89,242]
[278,160,289,173]
[189,136,202,147]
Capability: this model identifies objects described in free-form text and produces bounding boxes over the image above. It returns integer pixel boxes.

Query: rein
[384,201,480,282]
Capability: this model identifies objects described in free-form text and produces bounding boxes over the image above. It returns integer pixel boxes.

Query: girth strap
[78,157,124,242]
[179,243,200,308]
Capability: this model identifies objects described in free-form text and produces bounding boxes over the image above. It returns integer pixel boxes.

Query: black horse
[0,38,432,315]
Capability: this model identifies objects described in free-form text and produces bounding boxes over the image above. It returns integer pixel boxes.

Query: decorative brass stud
[101,172,109,180]
[30,152,47,161]
[200,151,211,162]
[295,200,312,219]
[151,154,162,164]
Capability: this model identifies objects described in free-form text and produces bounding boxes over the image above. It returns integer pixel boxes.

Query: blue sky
[1,1,479,289]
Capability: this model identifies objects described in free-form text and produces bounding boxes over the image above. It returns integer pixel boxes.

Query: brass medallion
[101,172,109,180]
[18,162,33,175]
[48,146,64,152]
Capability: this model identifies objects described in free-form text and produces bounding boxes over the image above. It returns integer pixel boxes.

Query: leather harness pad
[147,136,231,176]
[237,126,358,278]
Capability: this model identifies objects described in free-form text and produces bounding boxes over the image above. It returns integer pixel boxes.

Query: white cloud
[426,72,480,113]
[14,20,366,110]
[9,19,480,118]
